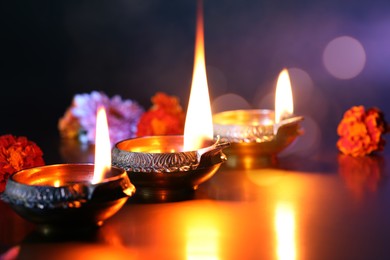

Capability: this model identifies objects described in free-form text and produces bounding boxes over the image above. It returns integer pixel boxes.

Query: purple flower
[71,91,144,145]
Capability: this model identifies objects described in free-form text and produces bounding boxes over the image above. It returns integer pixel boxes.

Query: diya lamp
[213,69,304,169]
[1,107,136,233]
[112,2,229,202]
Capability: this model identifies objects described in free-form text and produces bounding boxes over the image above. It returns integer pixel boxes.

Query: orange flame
[275,69,294,124]
[92,106,111,184]
[183,0,213,151]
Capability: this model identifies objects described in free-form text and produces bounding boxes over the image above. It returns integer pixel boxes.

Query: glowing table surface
[1,140,390,260]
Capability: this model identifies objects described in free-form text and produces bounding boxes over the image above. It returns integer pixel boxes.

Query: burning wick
[274,69,294,135]
[183,0,213,151]
[92,106,111,184]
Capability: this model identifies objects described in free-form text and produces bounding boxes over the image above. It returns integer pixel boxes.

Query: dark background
[2,0,390,162]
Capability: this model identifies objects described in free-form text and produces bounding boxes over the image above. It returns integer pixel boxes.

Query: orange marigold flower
[136,92,185,137]
[0,135,45,192]
[337,106,387,157]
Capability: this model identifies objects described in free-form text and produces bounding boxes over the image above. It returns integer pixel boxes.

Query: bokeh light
[287,68,314,114]
[254,92,274,110]
[211,93,251,113]
[323,36,366,80]
[279,115,321,158]
[207,65,228,100]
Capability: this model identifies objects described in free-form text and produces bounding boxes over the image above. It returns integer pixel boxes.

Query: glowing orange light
[92,106,111,184]
[183,0,213,151]
[275,69,294,124]
[275,202,296,260]
[186,226,219,260]
[185,202,220,260]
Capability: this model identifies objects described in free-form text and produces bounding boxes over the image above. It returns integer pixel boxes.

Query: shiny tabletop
[1,138,390,260]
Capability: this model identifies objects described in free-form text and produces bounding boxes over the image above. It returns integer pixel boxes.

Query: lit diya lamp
[112,1,229,201]
[213,69,304,168]
[1,107,136,233]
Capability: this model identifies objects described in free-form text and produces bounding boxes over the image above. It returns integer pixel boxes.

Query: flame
[183,0,213,151]
[92,106,111,184]
[275,69,294,124]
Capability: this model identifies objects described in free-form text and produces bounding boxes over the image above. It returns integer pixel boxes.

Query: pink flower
[59,91,144,145]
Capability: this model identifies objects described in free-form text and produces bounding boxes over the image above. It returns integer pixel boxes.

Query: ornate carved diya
[1,164,135,233]
[112,135,229,201]
[213,109,303,168]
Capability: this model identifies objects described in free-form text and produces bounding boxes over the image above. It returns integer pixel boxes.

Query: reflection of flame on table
[337,154,384,202]
[186,226,219,260]
[275,202,296,260]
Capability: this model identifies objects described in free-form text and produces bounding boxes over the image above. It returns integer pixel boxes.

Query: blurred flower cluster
[337,106,388,157]
[58,91,185,146]
[136,92,185,137]
[59,91,144,145]
[0,135,45,192]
